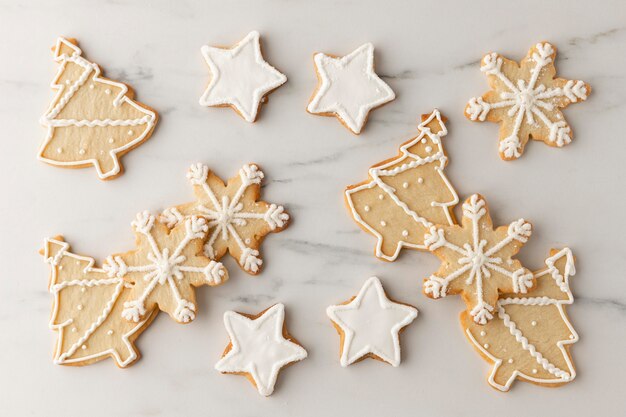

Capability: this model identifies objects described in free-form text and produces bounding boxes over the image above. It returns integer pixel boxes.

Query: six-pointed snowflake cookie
[462,248,578,391]
[327,277,418,367]
[116,211,228,324]
[215,303,308,396]
[307,43,396,134]
[423,194,534,325]
[199,31,287,122]
[465,42,591,160]
[161,163,290,274]
[345,109,459,261]
[39,37,158,180]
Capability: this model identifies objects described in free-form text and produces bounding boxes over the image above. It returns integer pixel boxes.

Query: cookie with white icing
[327,277,417,367]
[307,43,395,134]
[39,37,158,180]
[160,163,290,275]
[200,31,287,122]
[462,248,578,391]
[215,303,307,396]
[345,110,458,261]
[465,42,591,160]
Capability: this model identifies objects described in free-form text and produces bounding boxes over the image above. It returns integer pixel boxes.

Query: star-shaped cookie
[327,277,417,367]
[215,304,307,396]
[307,43,395,134]
[199,31,287,122]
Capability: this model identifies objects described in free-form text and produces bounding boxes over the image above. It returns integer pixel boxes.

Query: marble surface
[1,0,625,415]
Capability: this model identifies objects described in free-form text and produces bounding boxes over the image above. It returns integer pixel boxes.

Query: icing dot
[100,150,105,155]
[508,358,514,364]
[76,261,80,265]
[380,221,387,227]
[80,287,86,293]
[483,343,490,349]
[425,146,433,153]
[79,149,86,155]
[65,80,71,85]
[417,178,424,184]
[89,84,95,89]
[81,345,87,350]
[402,182,409,189]
[105,89,111,95]
[507,259,514,265]
[531,320,537,326]
[127,129,133,136]
[56,147,63,154]
[107,330,114,335]
[401,230,409,237]
[71,327,77,333]
[378,194,384,200]
[245,238,251,245]
[77,304,83,311]
[364,205,370,212]
[569,334,575,339]
[420,138,427,144]
[480,331,486,336]
[58,265,63,270]
[108,137,114,144]
[532,369,538,374]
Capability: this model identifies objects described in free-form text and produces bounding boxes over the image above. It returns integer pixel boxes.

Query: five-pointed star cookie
[199,31,287,122]
[160,163,290,275]
[465,42,591,160]
[215,303,308,396]
[307,43,396,134]
[327,277,418,367]
[423,194,534,325]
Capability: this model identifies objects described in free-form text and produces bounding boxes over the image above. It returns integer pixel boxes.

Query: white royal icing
[307,43,395,134]
[215,303,307,396]
[199,31,287,123]
[39,38,156,179]
[326,277,418,367]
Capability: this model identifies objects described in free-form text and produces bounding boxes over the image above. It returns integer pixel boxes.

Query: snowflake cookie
[115,212,228,324]
[465,42,590,160]
[307,43,395,134]
[463,248,578,391]
[423,194,534,325]
[41,236,157,367]
[39,37,158,180]
[161,163,290,274]
[215,304,307,396]
[345,109,458,261]
[199,31,287,122]
[327,277,418,367]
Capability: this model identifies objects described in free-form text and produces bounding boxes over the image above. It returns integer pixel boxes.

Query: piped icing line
[199,31,287,122]
[43,237,153,367]
[344,109,458,261]
[307,43,395,134]
[38,37,157,179]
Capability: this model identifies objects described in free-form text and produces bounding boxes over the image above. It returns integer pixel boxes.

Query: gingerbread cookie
[345,109,458,261]
[462,248,578,391]
[39,37,158,180]
[307,43,395,134]
[215,303,307,396]
[465,42,590,160]
[199,31,287,122]
[42,236,157,367]
[161,163,289,274]
[327,277,417,367]
[423,194,534,325]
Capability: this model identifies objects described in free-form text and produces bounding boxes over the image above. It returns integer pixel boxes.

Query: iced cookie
[161,163,289,274]
[465,42,590,160]
[462,248,578,391]
[345,109,458,261]
[423,194,534,325]
[39,37,158,180]
[215,303,307,396]
[307,43,395,134]
[327,277,417,367]
[199,31,287,122]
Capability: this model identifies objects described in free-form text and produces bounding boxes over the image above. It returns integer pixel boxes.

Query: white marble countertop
[1,0,625,415]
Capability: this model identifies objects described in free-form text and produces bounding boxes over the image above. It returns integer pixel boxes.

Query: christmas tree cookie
[345,109,458,261]
[39,37,158,180]
[465,42,590,160]
[463,248,578,391]
[161,163,290,274]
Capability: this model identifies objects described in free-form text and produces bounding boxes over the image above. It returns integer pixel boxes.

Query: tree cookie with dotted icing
[345,109,458,261]
[465,42,590,160]
[326,276,418,367]
[41,236,157,367]
[462,248,578,391]
[39,37,158,180]
[215,303,307,396]
[423,194,534,325]
[160,163,289,274]
[199,31,287,122]
[307,43,395,134]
